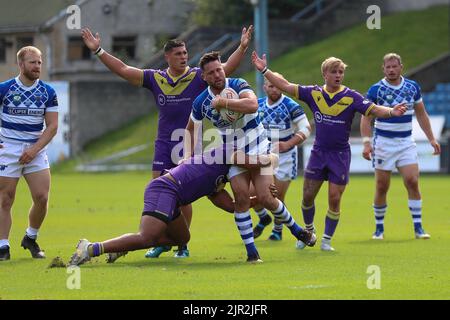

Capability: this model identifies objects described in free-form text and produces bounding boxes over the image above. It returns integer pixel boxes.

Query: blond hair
[321,57,347,74]
[383,53,402,65]
[17,46,42,63]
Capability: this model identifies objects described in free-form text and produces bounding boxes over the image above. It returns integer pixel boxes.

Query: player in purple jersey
[81,26,253,258]
[360,53,441,240]
[0,46,59,261]
[252,51,407,251]
[67,148,296,266]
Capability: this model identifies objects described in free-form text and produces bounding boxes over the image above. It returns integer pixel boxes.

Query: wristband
[388,108,392,117]
[94,47,105,57]
[362,136,371,144]
[261,66,268,75]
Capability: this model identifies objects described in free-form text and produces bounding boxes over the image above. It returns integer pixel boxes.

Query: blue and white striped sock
[255,208,269,219]
[270,200,302,236]
[272,220,283,233]
[408,199,423,230]
[373,204,387,232]
[234,211,258,257]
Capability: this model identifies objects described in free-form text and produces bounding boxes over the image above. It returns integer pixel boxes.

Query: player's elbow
[48,122,58,137]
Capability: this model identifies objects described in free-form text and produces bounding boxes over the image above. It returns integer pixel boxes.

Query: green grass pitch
[1,173,449,299]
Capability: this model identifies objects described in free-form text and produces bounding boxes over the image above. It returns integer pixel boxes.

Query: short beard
[23,69,40,81]
[210,82,225,92]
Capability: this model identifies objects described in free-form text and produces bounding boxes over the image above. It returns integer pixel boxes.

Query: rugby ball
[219,88,242,122]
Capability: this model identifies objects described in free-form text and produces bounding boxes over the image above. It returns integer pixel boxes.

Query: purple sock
[324,210,340,238]
[302,202,315,226]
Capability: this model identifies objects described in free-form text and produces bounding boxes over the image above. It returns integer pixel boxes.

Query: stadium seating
[423,82,450,128]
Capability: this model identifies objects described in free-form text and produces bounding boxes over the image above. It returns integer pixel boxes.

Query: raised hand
[240,25,253,51]
[81,27,101,52]
[251,51,267,72]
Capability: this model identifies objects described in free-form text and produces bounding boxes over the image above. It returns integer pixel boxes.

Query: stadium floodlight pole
[250,0,269,97]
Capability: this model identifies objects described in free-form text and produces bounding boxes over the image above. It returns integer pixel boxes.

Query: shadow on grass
[348,239,416,245]
[73,257,273,270]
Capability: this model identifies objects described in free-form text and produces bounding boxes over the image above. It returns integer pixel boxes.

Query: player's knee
[259,194,277,211]
[375,181,389,194]
[140,233,159,247]
[0,191,15,210]
[32,193,49,207]
[234,193,250,210]
[328,192,342,208]
[404,176,419,190]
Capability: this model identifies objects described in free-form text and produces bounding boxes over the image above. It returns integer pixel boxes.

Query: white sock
[0,239,10,248]
[26,227,39,239]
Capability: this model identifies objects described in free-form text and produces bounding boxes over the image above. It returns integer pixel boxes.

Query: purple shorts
[152,139,183,173]
[304,147,351,185]
[143,177,181,223]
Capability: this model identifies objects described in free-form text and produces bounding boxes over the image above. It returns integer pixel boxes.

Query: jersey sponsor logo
[158,94,166,106]
[314,111,323,123]
[0,165,8,171]
[291,109,303,118]
[238,82,251,91]
[4,107,45,116]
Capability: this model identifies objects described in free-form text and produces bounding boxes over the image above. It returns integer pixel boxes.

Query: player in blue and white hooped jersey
[252,75,311,241]
[0,46,58,261]
[185,52,315,262]
[360,53,441,241]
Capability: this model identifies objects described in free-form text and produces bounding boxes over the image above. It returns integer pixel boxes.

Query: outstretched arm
[81,27,143,86]
[222,25,253,76]
[368,102,407,118]
[251,51,298,97]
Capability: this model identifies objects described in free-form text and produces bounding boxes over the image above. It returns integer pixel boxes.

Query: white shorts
[274,147,298,181]
[227,137,270,180]
[0,139,49,178]
[372,135,418,171]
